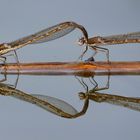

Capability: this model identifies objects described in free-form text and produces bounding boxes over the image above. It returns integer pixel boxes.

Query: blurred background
[0,0,140,140]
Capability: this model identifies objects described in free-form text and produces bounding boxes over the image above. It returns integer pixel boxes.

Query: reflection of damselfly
[78,32,140,61]
[0,77,140,118]
[0,82,88,118]
[78,76,140,112]
[0,21,88,62]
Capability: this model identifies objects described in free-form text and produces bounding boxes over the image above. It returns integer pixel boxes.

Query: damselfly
[0,21,88,61]
[78,31,140,61]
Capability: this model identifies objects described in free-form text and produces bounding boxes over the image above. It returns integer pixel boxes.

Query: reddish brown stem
[0,61,140,76]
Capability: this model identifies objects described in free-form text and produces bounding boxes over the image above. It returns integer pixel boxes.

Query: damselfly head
[78,37,86,46]
[78,92,86,100]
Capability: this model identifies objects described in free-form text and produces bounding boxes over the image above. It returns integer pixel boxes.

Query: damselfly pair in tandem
[0,21,140,62]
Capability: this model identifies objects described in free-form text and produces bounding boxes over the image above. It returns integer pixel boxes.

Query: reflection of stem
[0,61,140,76]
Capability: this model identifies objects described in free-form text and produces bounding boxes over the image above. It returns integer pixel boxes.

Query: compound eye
[78,37,85,46]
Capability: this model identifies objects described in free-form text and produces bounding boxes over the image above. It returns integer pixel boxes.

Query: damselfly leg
[90,45,110,62]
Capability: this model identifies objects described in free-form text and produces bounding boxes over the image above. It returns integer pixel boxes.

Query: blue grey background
[0,0,140,140]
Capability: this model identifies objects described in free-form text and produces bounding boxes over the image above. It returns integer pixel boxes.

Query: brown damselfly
[78,31,140,61]
[0,21,88,62]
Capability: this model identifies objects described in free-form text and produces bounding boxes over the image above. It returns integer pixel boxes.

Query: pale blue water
[0,0,140,140]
